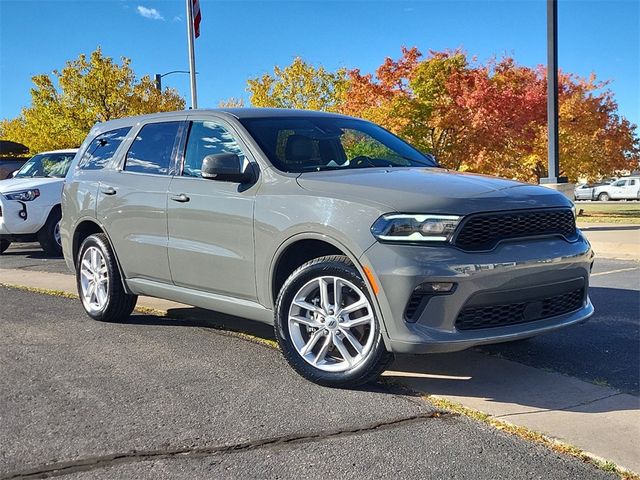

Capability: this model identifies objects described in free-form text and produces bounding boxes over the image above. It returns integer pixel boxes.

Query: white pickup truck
[592,177,640,201]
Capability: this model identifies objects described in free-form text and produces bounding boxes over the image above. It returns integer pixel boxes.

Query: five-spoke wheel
[275,255,392,388]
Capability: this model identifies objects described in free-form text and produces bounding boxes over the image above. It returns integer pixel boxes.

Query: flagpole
[185,0,198,109]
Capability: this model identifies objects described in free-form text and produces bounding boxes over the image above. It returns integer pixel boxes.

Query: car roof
[90,108,355,133]
[36,148,78,155]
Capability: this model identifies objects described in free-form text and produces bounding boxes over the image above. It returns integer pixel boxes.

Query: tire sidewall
[275,259,387,387]
[39,208,63,256]
[76,234,119,321]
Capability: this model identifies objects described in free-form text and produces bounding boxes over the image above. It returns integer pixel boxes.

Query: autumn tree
[247,57,349,112]
[0,48,185,153]
[342,47,638,182]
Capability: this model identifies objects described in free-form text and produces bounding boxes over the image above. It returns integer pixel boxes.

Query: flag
[193,0,201,38]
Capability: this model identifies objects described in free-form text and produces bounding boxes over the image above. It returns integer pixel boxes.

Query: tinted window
[183,121,246,177]
[78,127,131,170]
[613,180,627,186]
[125,122,180,175]
[240,117,436,173]
[630,179,637,186]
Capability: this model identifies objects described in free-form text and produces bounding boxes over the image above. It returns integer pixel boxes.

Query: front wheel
[274,255,392,388]
[598,192,610,201]
[0,239,10,254]
[76,233,137,322]
[38,208,63,256]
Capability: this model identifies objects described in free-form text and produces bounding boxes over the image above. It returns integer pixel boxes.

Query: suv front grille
[455,287,584,331]
[453,209,576,251]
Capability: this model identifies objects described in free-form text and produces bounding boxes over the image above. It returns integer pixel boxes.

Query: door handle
[170,193,190,203]
[101,186,117,195]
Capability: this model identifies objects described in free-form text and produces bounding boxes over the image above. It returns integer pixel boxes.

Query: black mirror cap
[201,153,253,183]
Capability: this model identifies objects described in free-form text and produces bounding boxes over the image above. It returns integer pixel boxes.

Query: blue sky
[1,0,638,131]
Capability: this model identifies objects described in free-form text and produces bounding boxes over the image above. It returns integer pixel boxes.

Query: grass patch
[427,395,639,480]
[576,202,640,224]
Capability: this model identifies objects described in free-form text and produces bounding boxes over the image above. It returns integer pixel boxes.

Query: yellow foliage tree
[0,48,185,153]
[247,57,349,112]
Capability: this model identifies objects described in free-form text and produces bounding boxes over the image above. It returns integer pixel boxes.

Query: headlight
[371,214,462,243]
[4,189,40,201]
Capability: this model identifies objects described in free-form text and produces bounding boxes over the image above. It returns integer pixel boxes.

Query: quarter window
[78,127,131,170]
[125,122,181,175]
[182,121,246,177]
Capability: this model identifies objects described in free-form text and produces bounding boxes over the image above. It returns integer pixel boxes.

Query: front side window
[240,117,436,173]
[16,152,76,178]
[613,180,627,187]
[78,127,131,171]
[125,122,181,175]
[182,121,246,177]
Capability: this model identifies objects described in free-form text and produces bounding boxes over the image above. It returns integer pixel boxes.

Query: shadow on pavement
[122,288,638,413]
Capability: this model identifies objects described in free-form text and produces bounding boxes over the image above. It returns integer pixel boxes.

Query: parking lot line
[591,267,639,277]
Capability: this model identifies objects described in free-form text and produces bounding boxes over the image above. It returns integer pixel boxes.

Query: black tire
[0,239,10,254]
[76,233,137,322]
[37,207,62,256]
[597,192,610,201]
[274,255,393,388]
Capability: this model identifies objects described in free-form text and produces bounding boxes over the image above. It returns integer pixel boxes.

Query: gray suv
[62,109,594,388]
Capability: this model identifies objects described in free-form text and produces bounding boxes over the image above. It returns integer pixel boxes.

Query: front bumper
[0,197,51,237]
[361,232,595,354]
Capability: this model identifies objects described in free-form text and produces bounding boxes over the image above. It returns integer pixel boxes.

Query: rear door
[97,119,184,283]
[167,116,258,300]
[624,179,639,199]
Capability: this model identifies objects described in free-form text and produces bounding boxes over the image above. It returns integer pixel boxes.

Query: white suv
[592,177,640,201]
[0,149,77,255]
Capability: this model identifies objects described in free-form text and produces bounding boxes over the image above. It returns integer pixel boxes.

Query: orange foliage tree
[341,48,638,182]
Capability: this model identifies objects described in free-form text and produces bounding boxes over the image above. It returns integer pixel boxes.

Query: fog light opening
[417,282,456,293]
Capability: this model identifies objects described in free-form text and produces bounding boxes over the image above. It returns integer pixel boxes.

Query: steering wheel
[351,156,376,168]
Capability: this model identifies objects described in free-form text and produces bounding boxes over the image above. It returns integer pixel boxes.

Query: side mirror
[11,170,18,178]
[201,153,252,183]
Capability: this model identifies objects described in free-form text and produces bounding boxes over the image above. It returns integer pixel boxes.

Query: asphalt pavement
[0,287,615,480]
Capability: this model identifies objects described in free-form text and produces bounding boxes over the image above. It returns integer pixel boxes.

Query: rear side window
[125,122,181,175]
[78,127,131,170]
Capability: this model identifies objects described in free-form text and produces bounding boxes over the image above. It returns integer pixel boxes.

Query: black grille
[454,209,576,251]
[405,292,425,320]
[455,288,584,330]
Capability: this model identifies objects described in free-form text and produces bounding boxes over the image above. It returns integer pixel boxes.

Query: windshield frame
[14,152,76,179]
[239,116,438,174]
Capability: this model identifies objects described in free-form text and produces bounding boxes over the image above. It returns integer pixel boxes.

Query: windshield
[15,152,76,178]
[239,117,437,173]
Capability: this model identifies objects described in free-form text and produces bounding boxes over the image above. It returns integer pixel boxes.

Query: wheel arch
[71,218,132,294]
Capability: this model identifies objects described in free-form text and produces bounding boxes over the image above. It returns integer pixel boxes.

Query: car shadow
[124,288,638,413]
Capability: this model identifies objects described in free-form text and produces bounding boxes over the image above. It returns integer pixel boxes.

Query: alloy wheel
[288,276,375,372]
[79,246,109,313]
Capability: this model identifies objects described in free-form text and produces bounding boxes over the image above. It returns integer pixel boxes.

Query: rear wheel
[598,192,610,201]
[0,240,10,254]
[77,233,137,322]
[274,255,392,388]
[38,208,62,256]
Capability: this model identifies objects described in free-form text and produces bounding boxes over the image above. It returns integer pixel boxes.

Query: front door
[167,118,258,300]
[97,120,183,283]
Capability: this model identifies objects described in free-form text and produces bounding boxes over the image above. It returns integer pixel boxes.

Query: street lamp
[154,70,195,91]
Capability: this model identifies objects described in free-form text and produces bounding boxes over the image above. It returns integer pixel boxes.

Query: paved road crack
[2,411,450,479]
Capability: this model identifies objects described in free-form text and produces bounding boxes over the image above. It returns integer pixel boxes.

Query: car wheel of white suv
[274,255,393,388]
[38,208,63,256]
[77,233,138,322]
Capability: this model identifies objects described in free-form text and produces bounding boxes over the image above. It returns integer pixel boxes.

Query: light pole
[540,0,568,186]
[153,70,193,92]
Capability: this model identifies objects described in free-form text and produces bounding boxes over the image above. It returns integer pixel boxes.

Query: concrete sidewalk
[579,223,640,260]
[1,266,638,473]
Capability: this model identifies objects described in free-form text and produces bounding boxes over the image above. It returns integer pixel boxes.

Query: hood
[297,168,572,215]
[0,177,64,195]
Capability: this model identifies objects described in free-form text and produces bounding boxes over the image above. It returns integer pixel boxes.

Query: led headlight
[4,189,40,201]
[371,214,461,243]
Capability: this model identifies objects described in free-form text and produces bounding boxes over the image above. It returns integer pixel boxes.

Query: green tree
[0,48,185,153]
[247,57,349,112]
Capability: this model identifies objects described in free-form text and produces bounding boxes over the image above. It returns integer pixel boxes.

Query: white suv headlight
[371,214,462,242]
[4,189,40,201]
